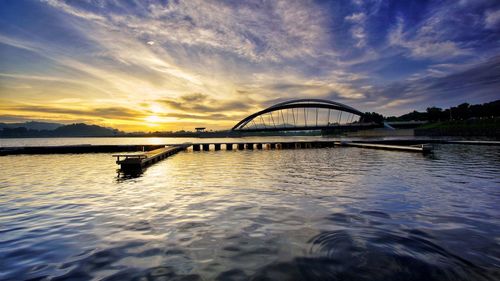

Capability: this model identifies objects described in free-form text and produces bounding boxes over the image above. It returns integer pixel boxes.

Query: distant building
[195,127,206,132]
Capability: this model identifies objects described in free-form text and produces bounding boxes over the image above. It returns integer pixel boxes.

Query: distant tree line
[364,99,499,123]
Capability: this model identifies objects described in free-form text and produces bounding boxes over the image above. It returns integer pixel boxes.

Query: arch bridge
[232,99,376,132]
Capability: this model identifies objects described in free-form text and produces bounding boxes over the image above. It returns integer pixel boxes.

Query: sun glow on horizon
[145,115,162,126]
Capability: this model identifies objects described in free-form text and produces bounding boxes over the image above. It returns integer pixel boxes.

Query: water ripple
[0,144,499,280]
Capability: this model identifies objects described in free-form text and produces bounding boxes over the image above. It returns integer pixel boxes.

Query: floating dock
[334,141,433,153]
[113,144,189,172]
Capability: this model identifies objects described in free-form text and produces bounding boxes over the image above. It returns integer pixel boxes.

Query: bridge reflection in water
[232,99,376,132]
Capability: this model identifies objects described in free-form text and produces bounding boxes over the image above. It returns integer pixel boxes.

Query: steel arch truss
[232,99,365,132]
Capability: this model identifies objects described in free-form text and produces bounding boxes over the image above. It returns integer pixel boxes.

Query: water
[0,143,499,280]
[0,137,329,147]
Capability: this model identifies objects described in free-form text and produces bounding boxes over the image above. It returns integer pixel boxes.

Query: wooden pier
[185,140,433,153]
[113,144,189,172]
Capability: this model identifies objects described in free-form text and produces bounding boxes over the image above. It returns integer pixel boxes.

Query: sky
[0,0,499,131]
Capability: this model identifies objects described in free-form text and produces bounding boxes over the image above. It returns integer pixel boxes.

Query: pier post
[193,144,201,151]
[226,143,233,150]
[202,144,210,151]
[295,143,301,149]
[214,143,221,151]
[256,143,263,149]
[238,143,245,150]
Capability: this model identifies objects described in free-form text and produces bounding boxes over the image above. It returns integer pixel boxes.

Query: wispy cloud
[159,93,256,114]
[484,8,500,29]
[388,17,469,60]
[366,56,500,112]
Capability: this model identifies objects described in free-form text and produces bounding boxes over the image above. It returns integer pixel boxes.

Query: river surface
[0,136,332,147]
[0,139,499,280]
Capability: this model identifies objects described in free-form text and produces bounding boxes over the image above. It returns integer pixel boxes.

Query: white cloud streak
[388,17,470,60]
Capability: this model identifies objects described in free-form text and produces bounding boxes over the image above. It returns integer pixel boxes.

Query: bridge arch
[232,99,366,132]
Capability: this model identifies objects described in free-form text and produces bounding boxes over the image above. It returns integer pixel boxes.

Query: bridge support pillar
[256,143,263,149]
[202,144,210,151]
[226,143,233,150]
[193,144,201,151]
[214,144,221,151]
[238,143,245,150]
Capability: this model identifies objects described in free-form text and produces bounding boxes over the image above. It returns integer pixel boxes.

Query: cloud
[48,0,334,63]
[345,12,368,48]
[0,34,39,52]
[159,93,256,113]
[345,12,367,23]
[366,56,500,113]
[388,17,470,60]
[484,9,500,29]
[3,104,147,120]
[263,81,365,100]
[164,112,237,121]
[41,0,106,21]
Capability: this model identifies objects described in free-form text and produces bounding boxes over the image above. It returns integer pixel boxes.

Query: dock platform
[113,144,189,171]
[335,141,433,153]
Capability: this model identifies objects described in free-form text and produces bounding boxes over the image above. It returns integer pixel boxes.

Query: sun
[145,115,161,126]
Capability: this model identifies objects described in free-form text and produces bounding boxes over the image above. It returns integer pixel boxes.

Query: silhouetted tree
[426,107,443,122]
[362,112,384,123]
[455,103,470,120]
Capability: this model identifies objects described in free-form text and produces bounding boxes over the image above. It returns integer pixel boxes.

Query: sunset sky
[0,0,499,131]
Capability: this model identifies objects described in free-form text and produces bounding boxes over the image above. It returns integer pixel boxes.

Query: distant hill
[0,121,63,130]
[52,123,121,137]
[0,122,123,138]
